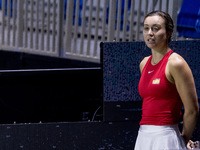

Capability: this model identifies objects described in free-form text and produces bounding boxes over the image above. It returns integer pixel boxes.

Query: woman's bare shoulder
[139,56,150,73]
[168,52,187,69]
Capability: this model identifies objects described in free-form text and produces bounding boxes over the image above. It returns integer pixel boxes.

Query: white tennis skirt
[134,124,187,150]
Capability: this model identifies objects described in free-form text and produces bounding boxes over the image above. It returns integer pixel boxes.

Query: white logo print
[148,70,154,74]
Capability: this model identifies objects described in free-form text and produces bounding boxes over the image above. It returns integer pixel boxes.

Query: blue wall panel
[102,40,200,102]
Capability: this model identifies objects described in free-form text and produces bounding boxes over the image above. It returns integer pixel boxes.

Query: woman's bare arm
[167,53,199,144]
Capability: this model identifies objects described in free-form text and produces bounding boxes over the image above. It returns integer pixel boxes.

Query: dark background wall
[102,40,200,144]
[103,40,200,103]
[0,50,100,70]
[0,50,103,124]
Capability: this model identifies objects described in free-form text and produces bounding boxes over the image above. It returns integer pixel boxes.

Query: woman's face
[143,15,168,50]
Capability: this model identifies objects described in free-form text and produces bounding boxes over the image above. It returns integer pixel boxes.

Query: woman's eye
[143,27,149,31]
[152,27,159,32]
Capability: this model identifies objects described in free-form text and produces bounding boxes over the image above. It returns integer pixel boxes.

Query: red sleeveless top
[138,50,183,125]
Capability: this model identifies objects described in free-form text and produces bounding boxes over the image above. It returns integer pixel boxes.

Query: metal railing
[0,0,182,63]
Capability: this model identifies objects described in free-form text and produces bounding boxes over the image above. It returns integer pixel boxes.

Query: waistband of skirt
[139,124,179,132]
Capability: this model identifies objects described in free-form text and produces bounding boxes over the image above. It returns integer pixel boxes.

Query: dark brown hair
[144,11,174,43]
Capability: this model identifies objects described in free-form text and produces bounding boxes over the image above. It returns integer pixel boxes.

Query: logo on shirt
[152,78,160,84]
[148,70,154,74]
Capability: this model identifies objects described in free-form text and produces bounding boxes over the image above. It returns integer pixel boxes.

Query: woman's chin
[146,44,155,49]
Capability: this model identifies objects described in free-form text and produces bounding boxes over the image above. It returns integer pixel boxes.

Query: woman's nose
[148,29,154,35]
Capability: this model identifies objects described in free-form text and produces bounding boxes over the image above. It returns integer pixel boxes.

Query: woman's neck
[151,47,170,65]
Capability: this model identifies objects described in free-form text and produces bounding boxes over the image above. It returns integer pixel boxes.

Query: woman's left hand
[187,140,199,149]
